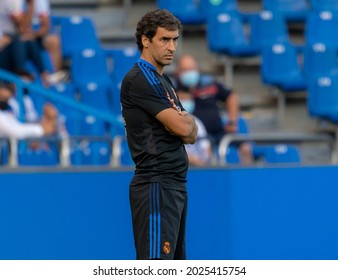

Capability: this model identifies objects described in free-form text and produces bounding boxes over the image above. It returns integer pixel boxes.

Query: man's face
[142,27,179,72]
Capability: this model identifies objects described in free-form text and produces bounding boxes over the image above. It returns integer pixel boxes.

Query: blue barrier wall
[1,166,338,260]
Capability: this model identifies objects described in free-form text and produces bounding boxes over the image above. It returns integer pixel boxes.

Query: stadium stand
[1,0,338,167]
[262,0,309,22]
[260,42,307,124]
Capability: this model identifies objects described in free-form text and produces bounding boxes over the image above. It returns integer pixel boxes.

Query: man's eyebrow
[161,35,180,40]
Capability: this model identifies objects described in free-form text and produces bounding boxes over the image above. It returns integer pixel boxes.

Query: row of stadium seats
[0,138,301,167]
[0,138,134,167]
[205,7,338,124]
[157,0,338,25]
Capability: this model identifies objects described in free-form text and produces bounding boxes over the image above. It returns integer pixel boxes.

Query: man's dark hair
[135,9,182,52]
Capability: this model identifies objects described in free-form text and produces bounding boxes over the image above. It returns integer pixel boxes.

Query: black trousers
[129,182,188,260]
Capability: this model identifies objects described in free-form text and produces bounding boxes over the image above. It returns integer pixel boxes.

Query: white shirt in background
[0,110,43,139]
[0,0,24,35]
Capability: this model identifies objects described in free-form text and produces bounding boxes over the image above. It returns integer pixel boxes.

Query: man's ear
[142,35,150,48]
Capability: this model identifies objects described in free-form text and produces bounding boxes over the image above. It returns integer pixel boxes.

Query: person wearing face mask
[179,91,212,166]
[0,81,57,139]
[175,54,253,165]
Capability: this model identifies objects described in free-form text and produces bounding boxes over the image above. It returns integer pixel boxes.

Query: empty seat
[71,48,111,87]
[107,47,140,89]
[18,141,59,166]
[203,0,238,17]
[263,0,309,22]
[264,144,301,164]
[59,16,100,59]
[305,11,338,50]
[307,74,338,122]
[207,11,259,56]
[249,10,290,51]
[70,141,111,166]
[52,82,77,99]
[77,82,111,111]
[62,110,107,136]
[71,48,112,110]
[261,42,307,91]
[157,0,206,24]
[303,42,338,81]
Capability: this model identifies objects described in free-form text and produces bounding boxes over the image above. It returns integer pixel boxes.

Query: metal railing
[0,135,128,168]
[0,69,127,168]
[218,131,337,165]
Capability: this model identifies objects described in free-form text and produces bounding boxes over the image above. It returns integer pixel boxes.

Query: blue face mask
[179,70,200,88]
[181,100,195,114]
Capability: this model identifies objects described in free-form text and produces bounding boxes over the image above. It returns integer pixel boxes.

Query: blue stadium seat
[310,0,338,11]
[60,108,82,136]
[105,47,139,114]
[203,0,238,17]
[70,141,111,166]
[303,43,338,81]
[71,48,111,87]
[261,42,307,91]
[225,146,240,164]
[80,115,107,136]
[249,10,290,51]
[51,82,77,103]
[76,82,111,111]
[305,11,338,51]
[264,144,301,164]
[107,47,140,89]
[157,0,206,24]
[262,0,309,22]
[18,141,59,166]
[307,73,338,122]
[207,10,260,56]
[71,48,112,110]
[59,16,100,59]
[61,110,107,136]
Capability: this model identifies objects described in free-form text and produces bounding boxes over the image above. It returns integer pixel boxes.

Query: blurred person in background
[178,90,212,166]
[0,81,57,139]
[24,0,66,82]
[8,71,39,123]
[0,0,65,86]
[175,54,253,165]
[0,0,30,75]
